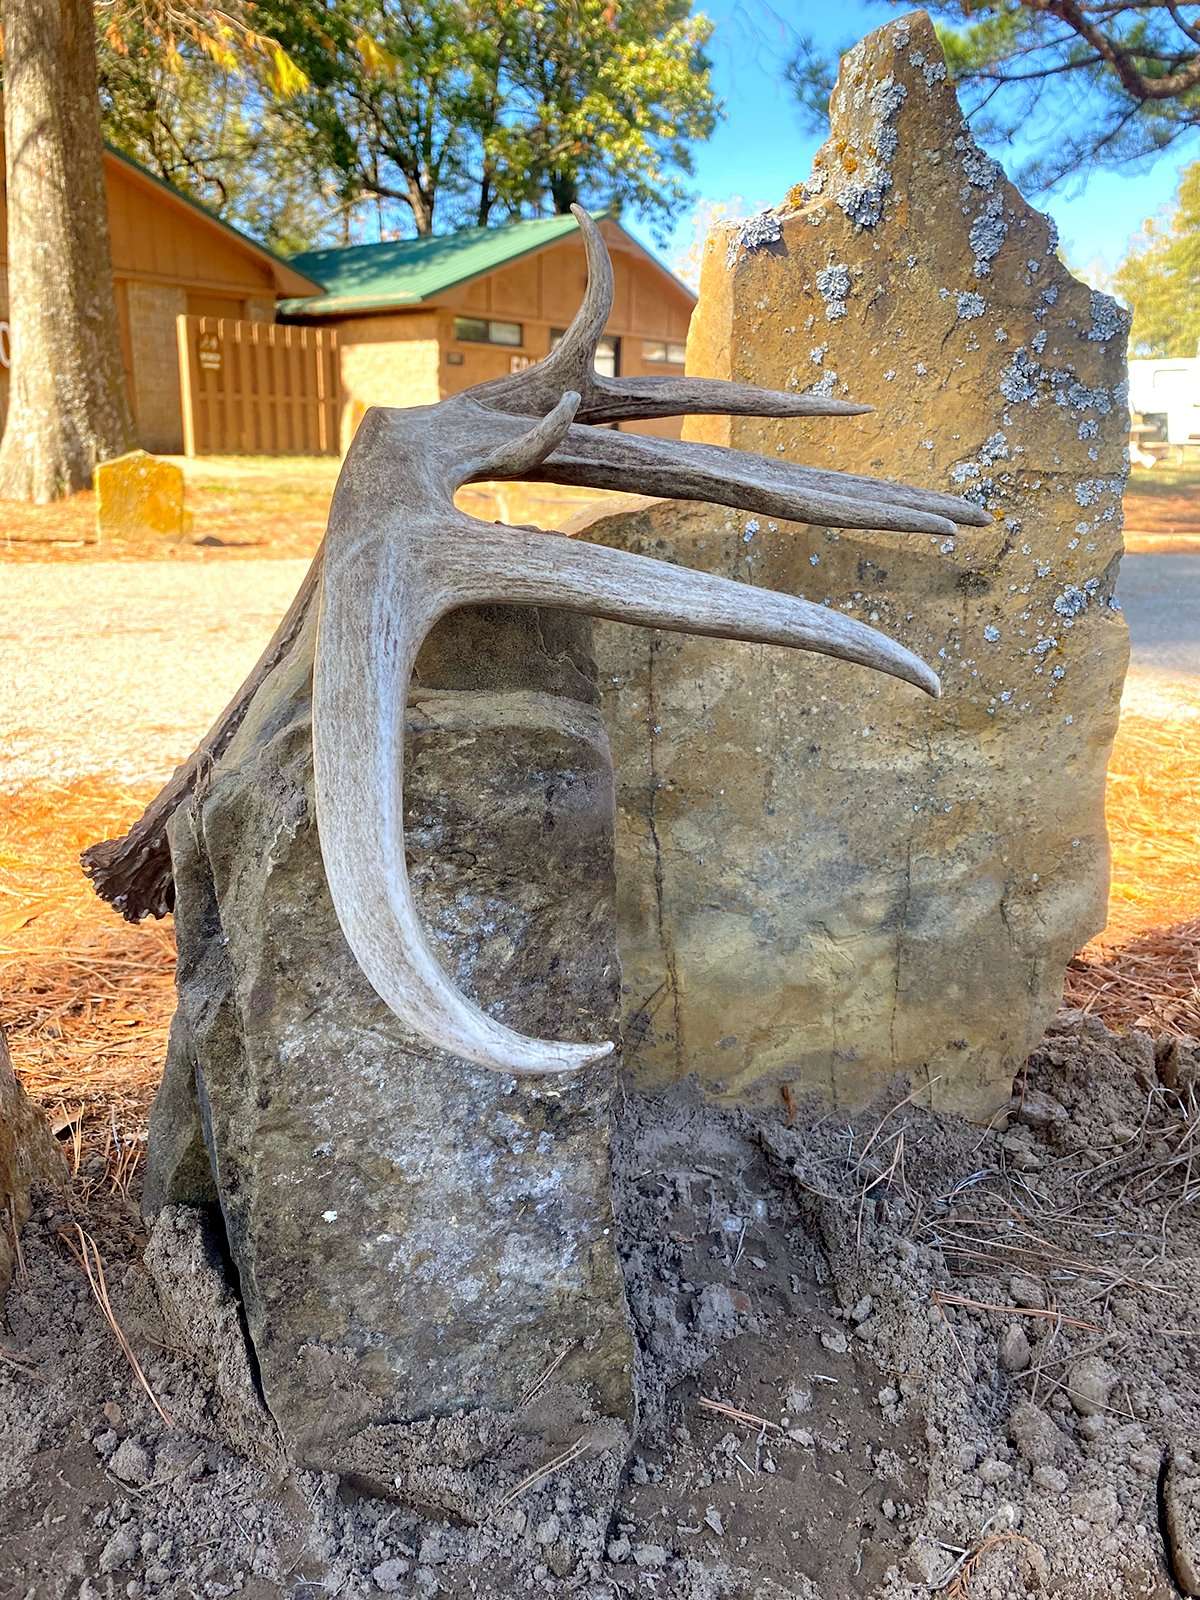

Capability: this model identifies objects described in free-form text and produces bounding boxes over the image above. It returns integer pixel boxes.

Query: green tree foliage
[481,0,719,223]
[1113,161,1200,355]
[252,0,719,238]
[788,2,1200,189]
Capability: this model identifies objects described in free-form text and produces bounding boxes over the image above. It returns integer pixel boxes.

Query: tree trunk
[0,0,135,502]
[407,181,434,236]
[476,170,494,227]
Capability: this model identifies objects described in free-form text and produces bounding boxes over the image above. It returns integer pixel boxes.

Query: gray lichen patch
[815,263,851,321]
[726,212,783,271]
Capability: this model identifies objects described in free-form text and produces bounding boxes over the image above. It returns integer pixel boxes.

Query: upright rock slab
[144,604,636,1517]
[581,10,1129,1116]
[95,450,185,542]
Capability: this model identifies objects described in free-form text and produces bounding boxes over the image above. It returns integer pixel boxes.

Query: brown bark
[0,0,136,502]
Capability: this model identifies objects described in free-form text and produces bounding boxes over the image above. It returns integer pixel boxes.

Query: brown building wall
[335,311,442,448]
[127,281,188,453]
[0,147,292,450]
[330,226,695,445]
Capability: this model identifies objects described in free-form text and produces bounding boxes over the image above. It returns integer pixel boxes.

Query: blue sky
[626,0,1193,289]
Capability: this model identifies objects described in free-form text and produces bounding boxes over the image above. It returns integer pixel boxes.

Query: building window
[551,328,620,377]
[643,339,686,365]
[454,316,523,347]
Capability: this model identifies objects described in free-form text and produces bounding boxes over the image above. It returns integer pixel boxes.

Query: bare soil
[2,1012,1198,1599]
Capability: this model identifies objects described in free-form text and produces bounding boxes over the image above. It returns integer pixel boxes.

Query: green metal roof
[280,210,605,318]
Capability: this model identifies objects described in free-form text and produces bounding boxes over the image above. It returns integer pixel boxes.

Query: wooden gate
[176,315,342,456]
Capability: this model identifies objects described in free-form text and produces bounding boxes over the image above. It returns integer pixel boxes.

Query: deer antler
[84,207,987,1076]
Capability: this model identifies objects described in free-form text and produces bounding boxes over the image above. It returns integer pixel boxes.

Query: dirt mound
[2,1012,1197,1598]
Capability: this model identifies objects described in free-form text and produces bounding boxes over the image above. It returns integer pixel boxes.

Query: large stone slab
[579,10,1129,1117]
[144,603,636,1516]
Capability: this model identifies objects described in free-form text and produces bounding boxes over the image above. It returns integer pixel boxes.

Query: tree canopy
[99,0,720,245]
[788,1,1200,190]
[1113,160,1200,355]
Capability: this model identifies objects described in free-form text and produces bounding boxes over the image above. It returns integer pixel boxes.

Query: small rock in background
[371,1558,409,1593]
[1014,1089,1069,1132]
[1009,1273,1047,1310]
[1070,1484,1120,1530]
[998,1323,1032,1373]
[633,1545,667,1570]
[94,450,185,543]
[98,1525,139,1574]
[905,1537,948,1585]
[1008,1399,1069,1467]
[1067,1355,1117,1416]
[820,1329,850,1355]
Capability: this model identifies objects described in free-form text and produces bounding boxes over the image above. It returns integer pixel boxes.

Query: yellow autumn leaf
[197,32,238,71]
[271,46,310,97]
[355,33,396,74]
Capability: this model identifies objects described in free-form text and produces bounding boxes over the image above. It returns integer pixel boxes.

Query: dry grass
[1123,462,1200,554]
[1063,694,1200,1039]
[0,780,175,1174]
[0,456,610,565]
[0,458,335,564]
[59,1220,174,1426]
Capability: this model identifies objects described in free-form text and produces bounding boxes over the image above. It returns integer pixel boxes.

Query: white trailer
[1127,357,1200,458]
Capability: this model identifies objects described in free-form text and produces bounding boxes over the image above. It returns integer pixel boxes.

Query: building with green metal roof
[278,210,696,443]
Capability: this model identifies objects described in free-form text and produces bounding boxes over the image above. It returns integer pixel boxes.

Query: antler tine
[467,205,612,417]
[584,374,873,423]
[473,390,581,480]
[527,419,988,536]
[539,205,613,391]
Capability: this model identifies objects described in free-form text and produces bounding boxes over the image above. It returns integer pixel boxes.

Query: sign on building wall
[198,332,222,373]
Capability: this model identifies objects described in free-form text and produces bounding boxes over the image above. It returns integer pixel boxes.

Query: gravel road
[2,559,310,789]
[1116,552,1200,680]
[2,550,1194,791]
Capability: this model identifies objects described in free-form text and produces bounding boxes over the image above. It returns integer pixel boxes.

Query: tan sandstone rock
[95,450,184,542]
[1,1027,62,1295]
[580,10,1129,1116]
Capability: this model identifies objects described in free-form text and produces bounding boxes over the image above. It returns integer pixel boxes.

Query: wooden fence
[176,315,342,456]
